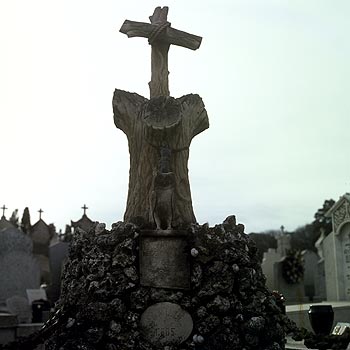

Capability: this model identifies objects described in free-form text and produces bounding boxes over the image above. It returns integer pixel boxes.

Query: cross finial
[149,6,169,26]
[120,7,202,98]
[38,209,44,220]
[1,205,7,218]
[82,204,88,215]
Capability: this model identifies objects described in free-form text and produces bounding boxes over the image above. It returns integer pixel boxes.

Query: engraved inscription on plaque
[140,233,190,290]
[140,302,193,346]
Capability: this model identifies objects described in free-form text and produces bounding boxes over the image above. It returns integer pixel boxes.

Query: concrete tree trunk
[113,90,208,227]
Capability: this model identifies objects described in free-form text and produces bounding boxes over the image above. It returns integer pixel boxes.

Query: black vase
[308,305,334,335]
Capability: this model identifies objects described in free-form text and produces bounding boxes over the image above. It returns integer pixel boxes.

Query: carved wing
[112,89,148,135]
[178,94,209,140]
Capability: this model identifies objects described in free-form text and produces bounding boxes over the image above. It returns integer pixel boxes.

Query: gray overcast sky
[0,0,349,233]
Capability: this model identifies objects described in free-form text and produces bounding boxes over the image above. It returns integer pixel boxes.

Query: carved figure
[151,171,175,230]
[150,146,175,230]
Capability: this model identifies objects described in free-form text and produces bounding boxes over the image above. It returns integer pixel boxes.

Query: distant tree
[249,232,277,262]
[312,199,335,236]
[9,209,19,228]
[262,229,283,237]
[21,207,31,234]
[290,199,335,252]
[290,224,314,252]
[250,199,336,255]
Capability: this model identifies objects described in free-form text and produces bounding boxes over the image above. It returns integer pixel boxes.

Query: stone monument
[261,247,283,290]
[5,295,32,324]
[0,205,15,231]
[114,7,207,344]
[0,227,41,303]
[301,249,319,301]
[261,233,306,304]
[19,7,294,350]
[114,6,208,227]
[30,209,54,284]
[70,204,94,233]
[323,193,350,301]
[48,241,69,303]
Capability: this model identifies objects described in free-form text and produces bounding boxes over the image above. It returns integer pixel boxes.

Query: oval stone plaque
[140,302,193,346]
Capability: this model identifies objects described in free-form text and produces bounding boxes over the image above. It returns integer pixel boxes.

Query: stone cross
[113,7,209,227]
[38,209,43,220]
[82,204,88,215]
[1,204,7,218]
[120,6,202,98]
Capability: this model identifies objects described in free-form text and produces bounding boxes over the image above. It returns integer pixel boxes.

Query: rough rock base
[45,216,291,350]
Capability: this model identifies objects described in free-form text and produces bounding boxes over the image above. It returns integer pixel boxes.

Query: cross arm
[120,20,202,50]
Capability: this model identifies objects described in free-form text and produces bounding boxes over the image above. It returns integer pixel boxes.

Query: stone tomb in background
[272,257,306,304]
[5,295,32,324]
[261,248,282,291]
[261,233,292,290]
[261,233,318,304]
[261,234,309,304]
[0,227,40,303]
[301,249,320,301]
[48,241,69,303]
[30,218,53,284]
[324,194,350,301]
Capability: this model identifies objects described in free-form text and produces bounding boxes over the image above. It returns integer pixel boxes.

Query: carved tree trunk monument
[114,7,208,342]
[114,6,209,228]
[33,7,288,350]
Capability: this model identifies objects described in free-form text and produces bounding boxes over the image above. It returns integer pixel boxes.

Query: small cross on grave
[1,204,8,218]
[38,209,44,220]
[81,204,88,215]
[120,6,202,98]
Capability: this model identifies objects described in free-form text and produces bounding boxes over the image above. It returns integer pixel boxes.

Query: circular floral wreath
[282,249,304,284]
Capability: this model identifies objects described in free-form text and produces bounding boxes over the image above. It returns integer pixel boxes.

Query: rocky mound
[40,215,294,350]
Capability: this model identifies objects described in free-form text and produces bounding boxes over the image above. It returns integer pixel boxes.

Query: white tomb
[324,193,350,301]
[261,233,307,303]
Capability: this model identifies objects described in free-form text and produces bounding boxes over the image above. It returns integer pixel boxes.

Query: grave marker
[6,296,32,323]
[0,227,40,303]
[140,302,193,346]
[140,230,190,290]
